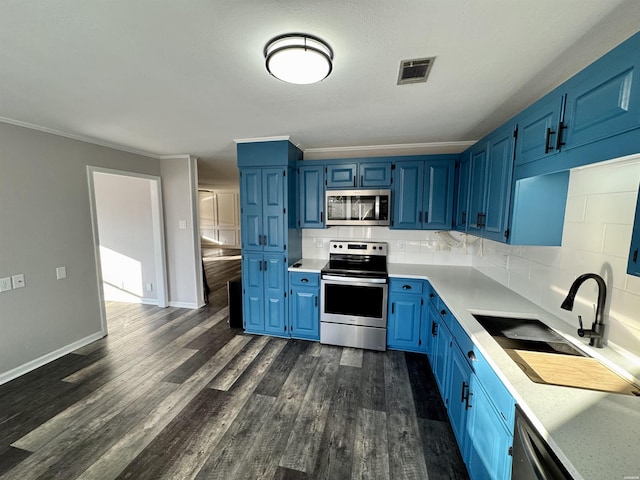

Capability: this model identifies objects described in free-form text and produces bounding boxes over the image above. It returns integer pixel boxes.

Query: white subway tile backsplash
[562,222,605,252]
[563,195,586,222]
[584,192,636,224]
[603,224,633,257]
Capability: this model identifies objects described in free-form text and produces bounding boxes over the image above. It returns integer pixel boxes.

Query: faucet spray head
[560,295,574,311]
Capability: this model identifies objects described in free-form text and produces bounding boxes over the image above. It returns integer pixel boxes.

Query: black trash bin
[227,277,243,328]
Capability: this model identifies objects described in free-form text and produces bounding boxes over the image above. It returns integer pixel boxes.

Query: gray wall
[0,122,162,382]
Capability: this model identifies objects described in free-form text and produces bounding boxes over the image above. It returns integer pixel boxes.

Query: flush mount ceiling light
[264,33,333,85]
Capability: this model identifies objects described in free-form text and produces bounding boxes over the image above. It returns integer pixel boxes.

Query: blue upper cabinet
[514,94,564,166]
[454,155,471,232]
[423,159,455,229]
[483,125,515,242]
[562,32,640,154]
[391,157,456,230]
[467,142,488,235]
[326,163,358,188]
[326,159,393,188]
[360,162,392,187]
[298,164,325,228]
[628,188,640,276]
[392,160,424,229]
[240,167,286,252]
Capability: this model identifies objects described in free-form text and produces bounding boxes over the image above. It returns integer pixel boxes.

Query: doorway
[87,167,168,335]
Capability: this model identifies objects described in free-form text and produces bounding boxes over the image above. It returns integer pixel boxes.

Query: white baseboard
[0,331,106,386]
[141,298,159,306]
[169,301,200,309]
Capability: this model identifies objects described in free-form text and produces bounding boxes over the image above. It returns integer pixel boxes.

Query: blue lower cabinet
[289,272,320,340]
[447,344,473,451]
[465,377,513,480]
[242,253,287,336]
[387,279,429,352]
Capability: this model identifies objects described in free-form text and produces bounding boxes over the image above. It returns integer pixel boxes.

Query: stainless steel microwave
[325,189,391,226]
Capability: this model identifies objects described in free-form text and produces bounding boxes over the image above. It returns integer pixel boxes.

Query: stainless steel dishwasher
[512,405,574,479]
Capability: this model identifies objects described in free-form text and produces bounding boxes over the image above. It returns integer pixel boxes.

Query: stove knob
[339,245,343,248]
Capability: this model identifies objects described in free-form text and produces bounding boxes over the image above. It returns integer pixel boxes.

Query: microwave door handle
[375,195,380,220]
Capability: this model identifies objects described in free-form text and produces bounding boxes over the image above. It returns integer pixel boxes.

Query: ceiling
[1,1,640,187]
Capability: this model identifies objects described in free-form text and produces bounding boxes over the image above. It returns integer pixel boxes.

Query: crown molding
[0,116,167,159]
[233,135,301,148]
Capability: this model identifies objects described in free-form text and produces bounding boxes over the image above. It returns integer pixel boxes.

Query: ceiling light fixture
[264,33,333,85]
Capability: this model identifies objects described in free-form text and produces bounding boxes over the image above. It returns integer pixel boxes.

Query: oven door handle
[322,275,387,284]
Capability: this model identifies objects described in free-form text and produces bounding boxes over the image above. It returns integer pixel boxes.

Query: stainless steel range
[320,240,388,351]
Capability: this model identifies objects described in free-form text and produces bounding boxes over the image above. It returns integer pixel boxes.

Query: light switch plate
[0,277,12,292]
[56,266,67,280]
[179,220,187,229]
[12,274,25,288]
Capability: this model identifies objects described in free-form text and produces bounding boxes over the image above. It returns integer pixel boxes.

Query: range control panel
[328,241,388,256]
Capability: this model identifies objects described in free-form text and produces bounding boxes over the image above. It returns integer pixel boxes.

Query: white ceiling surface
[1,1,640,186]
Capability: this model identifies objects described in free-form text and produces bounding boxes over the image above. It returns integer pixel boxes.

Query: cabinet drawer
[289,272,319,287]
[390,278,424,294]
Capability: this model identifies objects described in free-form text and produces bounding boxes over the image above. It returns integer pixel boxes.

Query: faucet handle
[577,315,585,337]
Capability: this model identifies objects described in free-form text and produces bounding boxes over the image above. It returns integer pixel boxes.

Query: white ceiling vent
[397,57,435,85]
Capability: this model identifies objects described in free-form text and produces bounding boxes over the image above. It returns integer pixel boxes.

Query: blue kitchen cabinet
[467,142,488,235]
[387,278,425,351]
[483,125,515,242]
[423,159,455,229]
[242,252,287,336]
[562,31,640,154]
[298,164,325,228]
[359,162,392,187]
[448,342,473,451]
[391,161,423,229]
[326,163,358,188]
[465,378,513,480]
[628,188,640,276]
[289,272,320,340]
[431,310,453,404]
[463,124,515,242]
[240,167,286,252]
[391,158,455,230]
[514,94,564,166]
[326,160,392,188]
[454,155,471,232]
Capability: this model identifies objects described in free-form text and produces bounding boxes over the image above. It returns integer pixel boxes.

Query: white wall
[93,173,158,304]
[161,156,203,308]
[0,122,162,383]
[474,155,640,358]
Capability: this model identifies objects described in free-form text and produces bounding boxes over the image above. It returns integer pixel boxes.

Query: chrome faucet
[560,273,607,348]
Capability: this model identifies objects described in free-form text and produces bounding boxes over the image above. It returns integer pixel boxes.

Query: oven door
[320,275,388,328]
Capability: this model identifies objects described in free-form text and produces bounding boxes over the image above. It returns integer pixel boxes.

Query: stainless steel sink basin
[473,314,587,357]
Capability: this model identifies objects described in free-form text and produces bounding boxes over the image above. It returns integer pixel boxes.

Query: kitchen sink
[473,314,640,396]
[472,314,587,357]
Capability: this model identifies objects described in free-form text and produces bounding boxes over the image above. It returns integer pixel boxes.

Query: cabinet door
[242,252,265,333]
[448,344,473,452]
[262,168,286,252]
[423,159,455,229]
[387,292,422,351]
[628,188,640,276]
[240,168,264,250]
[391,161,424,229]
[298,165,325,228]
[290,285,320,340]
[563,34,640,152]
[360,162,392,187]
[454,156,471,232]
[483,126,515,242]
[433,316,453,406]
[514,94,564,166]
[426,301,439,365]
[263,254,287,335]
[467,144,488,234]
[465,378,513,480]
[327,163,358,188]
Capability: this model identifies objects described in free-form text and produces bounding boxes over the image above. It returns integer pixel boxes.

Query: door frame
[87,166,169,335]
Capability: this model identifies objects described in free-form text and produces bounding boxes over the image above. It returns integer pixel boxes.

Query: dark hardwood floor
[0,247,468,479]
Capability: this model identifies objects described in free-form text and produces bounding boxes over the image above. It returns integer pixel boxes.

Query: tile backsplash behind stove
[302,227,474,266]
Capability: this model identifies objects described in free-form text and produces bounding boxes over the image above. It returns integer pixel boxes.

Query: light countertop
[287,258,327,273]
[293,259,640,480]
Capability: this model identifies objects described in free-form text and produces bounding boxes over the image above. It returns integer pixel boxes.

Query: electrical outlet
[12,274,25,289]
[316,238,323,248]
[145,282,153,292]
[0,277,12,292]
[398,241,406,252]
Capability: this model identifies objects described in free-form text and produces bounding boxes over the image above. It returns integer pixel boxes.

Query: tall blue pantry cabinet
[237,139,302,336]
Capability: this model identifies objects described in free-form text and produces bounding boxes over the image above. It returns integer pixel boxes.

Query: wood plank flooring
[0,247,468,479]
